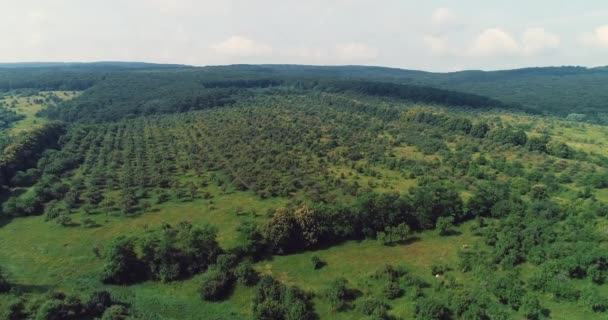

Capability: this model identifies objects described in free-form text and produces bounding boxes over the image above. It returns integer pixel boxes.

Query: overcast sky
[1,0,608,71]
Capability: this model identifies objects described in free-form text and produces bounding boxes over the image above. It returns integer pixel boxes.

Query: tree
[101,305,129,320]
[119,189,137,214]
[265,207,298,254]
[521,295,548,320]
[436,216,454,236]
[410,184,463,230]
[199,267,235,301]
[101,237,147,284]
[546,141,572,158]
[393,223,411,241]
[531,184,548,200]
[470,122,489,138]
[235,261,259,286]
[325,277,351,311]
[235,221,267,259]
[415,297,452,320]
[294,204,323,247]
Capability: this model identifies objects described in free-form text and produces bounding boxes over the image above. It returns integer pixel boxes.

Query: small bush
[311,255,325,270]
[199,268,235,301]
[235,262,259,286]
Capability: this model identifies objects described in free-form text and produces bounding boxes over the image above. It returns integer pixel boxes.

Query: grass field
[0,91,78,134]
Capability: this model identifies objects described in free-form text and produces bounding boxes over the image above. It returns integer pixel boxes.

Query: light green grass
[0,91,78,134]
[256,222,480,319]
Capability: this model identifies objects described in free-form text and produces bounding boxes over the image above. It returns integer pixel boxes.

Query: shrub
[382,281,402,299]
[325,277,352,311]
[311,255,325,270]
[101,237,147,285]
[357,297,390,319]
[100,305,129,320]
[436,216,454,236]
[199,268,235,301]
[235,262,259,286]
[415,297,451,320]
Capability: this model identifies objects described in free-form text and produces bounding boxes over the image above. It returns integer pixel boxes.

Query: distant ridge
[0,61,192,69]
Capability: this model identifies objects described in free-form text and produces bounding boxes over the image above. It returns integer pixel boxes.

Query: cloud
[431,7,458,30]
[334,43,378,61]
[211,36,273,57]
[521,28,560,55]
[467,28,559,57]
[468,28,521,57]
[582,24,608,49]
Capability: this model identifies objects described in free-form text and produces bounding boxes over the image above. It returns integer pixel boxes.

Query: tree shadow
[10,283,55,295]
[386,236,421,246]
[440,230,462,236]
[336,288,363,312]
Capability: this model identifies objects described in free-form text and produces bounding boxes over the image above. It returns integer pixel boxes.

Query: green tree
[326,277,351,312]
[101,237,147,284]
[436,216,454,236]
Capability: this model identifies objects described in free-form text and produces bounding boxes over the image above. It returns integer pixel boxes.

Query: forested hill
[0,62,192,92]
[4,62,608,123]
[217,65,608,122]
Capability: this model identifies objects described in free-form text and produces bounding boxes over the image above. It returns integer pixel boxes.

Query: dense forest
[0,63,607,319]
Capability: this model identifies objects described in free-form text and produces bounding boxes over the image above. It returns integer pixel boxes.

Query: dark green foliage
[382,281,402,300]
[583,288,608,313]
[100,305,129,320]
[0,122,66,187]
[469,122,489,138]
[0,106,25,130]
[415,297,452,320]
[252,276,316,320]
[489,274,525,310]
[199,267,235,301]
[32,290,127,320]
[521,295,548,320]
[546,141,573,159]
[325,277,352,311]
[436,216,454,235]
[487,127,527,146]
[141,222,221,282]
[310,255,325,270]
[409,184,463,229]
[356,297,391,319]
[101,237,147,285]
[234,261,259,286]
[0,266,10,293]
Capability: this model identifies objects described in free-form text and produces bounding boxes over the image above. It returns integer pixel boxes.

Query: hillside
[0,64,607,319]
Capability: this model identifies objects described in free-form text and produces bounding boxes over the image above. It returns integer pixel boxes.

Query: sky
[1,0,608,71]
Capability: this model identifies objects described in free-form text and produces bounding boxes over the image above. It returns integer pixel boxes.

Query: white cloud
[431,7,457,30]
[211,36,273,57]
[521,28,560,55]
[467,28,559,57]
[582,25,608,49]
[334,43,378,61]
[468,28,520,57]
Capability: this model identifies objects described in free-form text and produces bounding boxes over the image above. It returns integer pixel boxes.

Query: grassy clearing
[256,222,480,319]
[0,91,78,134]
[0,185,285,319]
